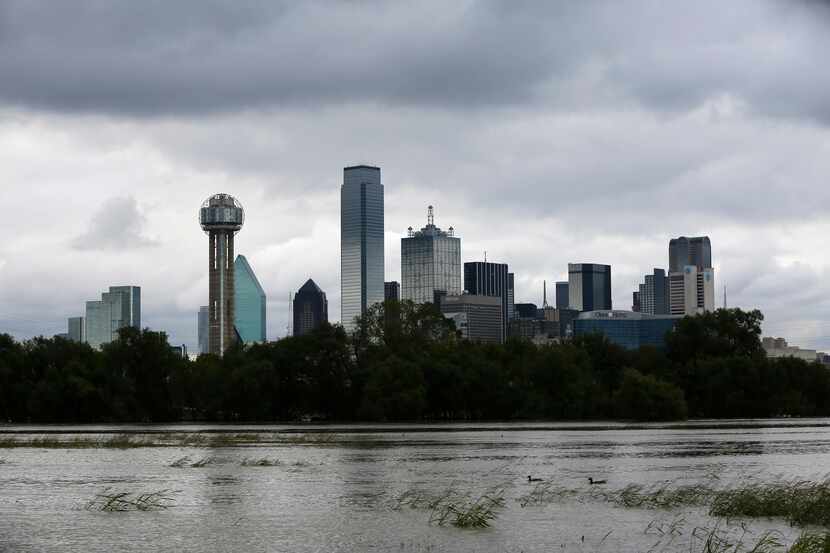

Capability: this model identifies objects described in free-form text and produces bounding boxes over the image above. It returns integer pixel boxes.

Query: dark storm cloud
[1,1,829,122]
[71,196,158,250]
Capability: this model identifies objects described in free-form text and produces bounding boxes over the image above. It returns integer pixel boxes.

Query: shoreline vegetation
[1,304,829,423]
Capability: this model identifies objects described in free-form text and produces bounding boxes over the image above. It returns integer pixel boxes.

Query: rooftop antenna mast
[427,205,434,226]
[484,251,487,262]
[543,280,548,307]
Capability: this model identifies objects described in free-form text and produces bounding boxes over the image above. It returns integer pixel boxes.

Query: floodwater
[1,420,829,552]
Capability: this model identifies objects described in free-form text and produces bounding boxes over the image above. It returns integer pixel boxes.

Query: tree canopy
[1,306,827,423]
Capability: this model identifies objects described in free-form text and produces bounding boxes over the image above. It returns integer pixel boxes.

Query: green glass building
[234,255,266,344]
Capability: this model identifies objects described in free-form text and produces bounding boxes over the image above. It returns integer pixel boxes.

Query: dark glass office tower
[341,165,384,330]
[384,281,400,302]
[567,263,612,311]
[464,261,509,337]
[669,236,712,272]
[555,281,569,309]
[293,279,329,336]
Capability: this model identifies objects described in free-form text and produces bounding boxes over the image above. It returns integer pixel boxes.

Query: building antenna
[484,251,487,262]
[427,205,434,226]
[543,280,548,307]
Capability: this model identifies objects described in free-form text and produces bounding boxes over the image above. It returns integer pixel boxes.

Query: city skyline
[2,2,829,353]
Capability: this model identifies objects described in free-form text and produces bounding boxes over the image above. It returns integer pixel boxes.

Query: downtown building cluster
[334,165,718,351]
[52,164,829,362]
[58,165,717,355]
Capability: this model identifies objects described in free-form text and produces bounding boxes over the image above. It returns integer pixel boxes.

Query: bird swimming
[528,475,543,482]
[588,477,607,485]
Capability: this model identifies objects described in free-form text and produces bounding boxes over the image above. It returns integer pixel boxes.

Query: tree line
[1,303,828,423]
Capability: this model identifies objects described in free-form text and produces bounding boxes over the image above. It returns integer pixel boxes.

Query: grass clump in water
[517,481,575,508]
[787,533,830,553]
[391,486,505,528]
[710,479,830,527]
[241,457,280,467]
[169,456,216,468]
[86,488,178,512]
[429,488,505,529]
[616,482,712,509]
[278,433,337,445]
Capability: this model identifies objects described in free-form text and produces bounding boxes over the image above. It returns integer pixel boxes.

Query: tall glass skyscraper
[341,165,384,330]
[401,206,461,305]
[197,306,209,354]
[669,236,712,272]
[293,279,329,336]
[234,255,266,344]
[85,286,141,349]
[568,263,612,311]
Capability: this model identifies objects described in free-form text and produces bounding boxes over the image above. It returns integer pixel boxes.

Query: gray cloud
[1,1,829,123]
[1,1,830,354]
[71,196,158,250]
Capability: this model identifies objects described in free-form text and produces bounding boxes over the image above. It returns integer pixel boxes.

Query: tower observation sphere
[199,194,245,355]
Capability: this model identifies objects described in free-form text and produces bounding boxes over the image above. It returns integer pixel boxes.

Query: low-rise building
[762,337,818,362]
[440,294,503,344]
[573,310,681,350]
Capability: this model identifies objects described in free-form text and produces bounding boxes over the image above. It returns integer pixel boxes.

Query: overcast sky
[1,0,829,353]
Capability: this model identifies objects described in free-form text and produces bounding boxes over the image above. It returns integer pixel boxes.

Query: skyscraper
[293,279,329,336]
[669,236,712,272]
[463,261,509,338]
[67,316,84,343]
[401,206,461,305]
[234,255,266,344]
[507,273,515,321]
[85,286,141,349]
[199,193,244,355]
[669,266,715,315]
[638,268,670,315]
[341,165,384,330]
[568,263,612,311]
[668,236,715,316]
[384,281,400,302]
[197,306,209,354]
[555,281,569,309]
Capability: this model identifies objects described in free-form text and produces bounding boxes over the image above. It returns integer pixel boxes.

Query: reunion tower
[199,194,244,355]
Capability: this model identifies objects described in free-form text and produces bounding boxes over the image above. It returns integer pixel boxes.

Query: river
[1,419,829,552]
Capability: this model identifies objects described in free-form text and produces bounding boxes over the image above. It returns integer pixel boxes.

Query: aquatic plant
[241,457,280,467]
[169,456,192,468]
[190,456,216,467]
[86,488,178,512]
[787,533,830,553]
[517,481,575,508]
[710,479,830,527]
[615,482,712,509]
[427,488,505,529]
[277,433,337,445]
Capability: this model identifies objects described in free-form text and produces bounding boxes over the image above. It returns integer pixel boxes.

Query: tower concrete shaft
[208,229,236,355]
[200,193,244,356]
